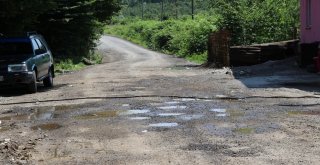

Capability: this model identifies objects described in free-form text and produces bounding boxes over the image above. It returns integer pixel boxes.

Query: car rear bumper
[0,71,34,88]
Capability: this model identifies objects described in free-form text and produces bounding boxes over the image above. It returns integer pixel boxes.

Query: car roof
[0,37,31,43]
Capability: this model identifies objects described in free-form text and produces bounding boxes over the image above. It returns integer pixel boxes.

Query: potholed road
[0,36,320,164]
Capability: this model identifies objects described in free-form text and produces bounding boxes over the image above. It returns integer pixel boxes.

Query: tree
[0,0,121,57]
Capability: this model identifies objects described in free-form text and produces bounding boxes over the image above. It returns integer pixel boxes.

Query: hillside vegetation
[1,0,120,70]
[106,0,299,63]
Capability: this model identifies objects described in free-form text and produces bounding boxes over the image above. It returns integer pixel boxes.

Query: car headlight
[8,64,28,72]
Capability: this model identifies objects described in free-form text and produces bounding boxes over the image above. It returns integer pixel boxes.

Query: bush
[105,13,218,63]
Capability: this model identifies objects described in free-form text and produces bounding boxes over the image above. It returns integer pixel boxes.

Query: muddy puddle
[288,111,320,116]
[74,109,151,120]
[0,107,55,121]
[31,123,62,131]
[74,111,119,120]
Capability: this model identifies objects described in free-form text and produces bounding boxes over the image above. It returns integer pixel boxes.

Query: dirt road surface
[1,36,320,164]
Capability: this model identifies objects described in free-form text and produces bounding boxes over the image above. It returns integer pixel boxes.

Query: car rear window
[0,39,33,56]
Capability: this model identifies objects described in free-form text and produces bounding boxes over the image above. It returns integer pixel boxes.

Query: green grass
[55,59,86,73]
[54,53,103,73]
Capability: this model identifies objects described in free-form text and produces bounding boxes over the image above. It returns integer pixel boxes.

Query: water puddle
[158,106,187,110]
[210,109,227,113]
[120,109,150,115]
[149,123,179,127]
[209,109,245,118]
[210,109,227,117]
[158,113,184,117]
[288,111,320,116]
[164,101,180,104]
[34,107,55,120]
[129,117,151,120]
[31,123,62,131]
[75,111,119,120]
[178,114,203,121]
[174,98,196,102]
[215,95,229,99]
[54,104,78,111]
[233,128,254,134]
[0,107,55,121]
[216,114,227,117]
[0,115,29,121]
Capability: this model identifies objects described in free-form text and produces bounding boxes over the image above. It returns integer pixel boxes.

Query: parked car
[0,32,54,93]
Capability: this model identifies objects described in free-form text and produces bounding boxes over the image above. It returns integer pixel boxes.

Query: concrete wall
[300,0,320,43]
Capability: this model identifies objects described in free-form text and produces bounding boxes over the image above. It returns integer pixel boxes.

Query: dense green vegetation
[107,0,299,63]
[106,14,218,63]
[0,0,120,70]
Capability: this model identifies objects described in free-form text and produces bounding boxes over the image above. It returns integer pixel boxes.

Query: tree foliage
[0,0,120,57]
[211,0,299,45]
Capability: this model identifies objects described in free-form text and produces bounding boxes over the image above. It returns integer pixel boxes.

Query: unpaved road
[1,36,320,164]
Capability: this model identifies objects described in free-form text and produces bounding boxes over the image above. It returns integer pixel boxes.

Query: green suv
[0,33,54,93]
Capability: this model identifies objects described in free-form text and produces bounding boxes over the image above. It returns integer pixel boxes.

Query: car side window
[31,39,40,54]
[35,39,47,52]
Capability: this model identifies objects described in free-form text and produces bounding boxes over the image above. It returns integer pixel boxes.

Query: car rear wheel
[27,71,37,93]
[43,69,53,87]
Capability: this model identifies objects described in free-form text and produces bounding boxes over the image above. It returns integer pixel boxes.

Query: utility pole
[161,0,164,21]
[141,0,144,19]
[175,0,178,19]
[191,0,194,20]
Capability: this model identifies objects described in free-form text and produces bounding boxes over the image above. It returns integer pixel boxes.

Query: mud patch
[31,123,62,131]
[233,127,254,134]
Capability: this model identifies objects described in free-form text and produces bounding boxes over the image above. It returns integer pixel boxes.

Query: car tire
[43,69,53,87]
[27,71,37,93]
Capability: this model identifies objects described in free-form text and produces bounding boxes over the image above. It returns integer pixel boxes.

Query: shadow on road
[0,84,67,97]
[231,57,320,93]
